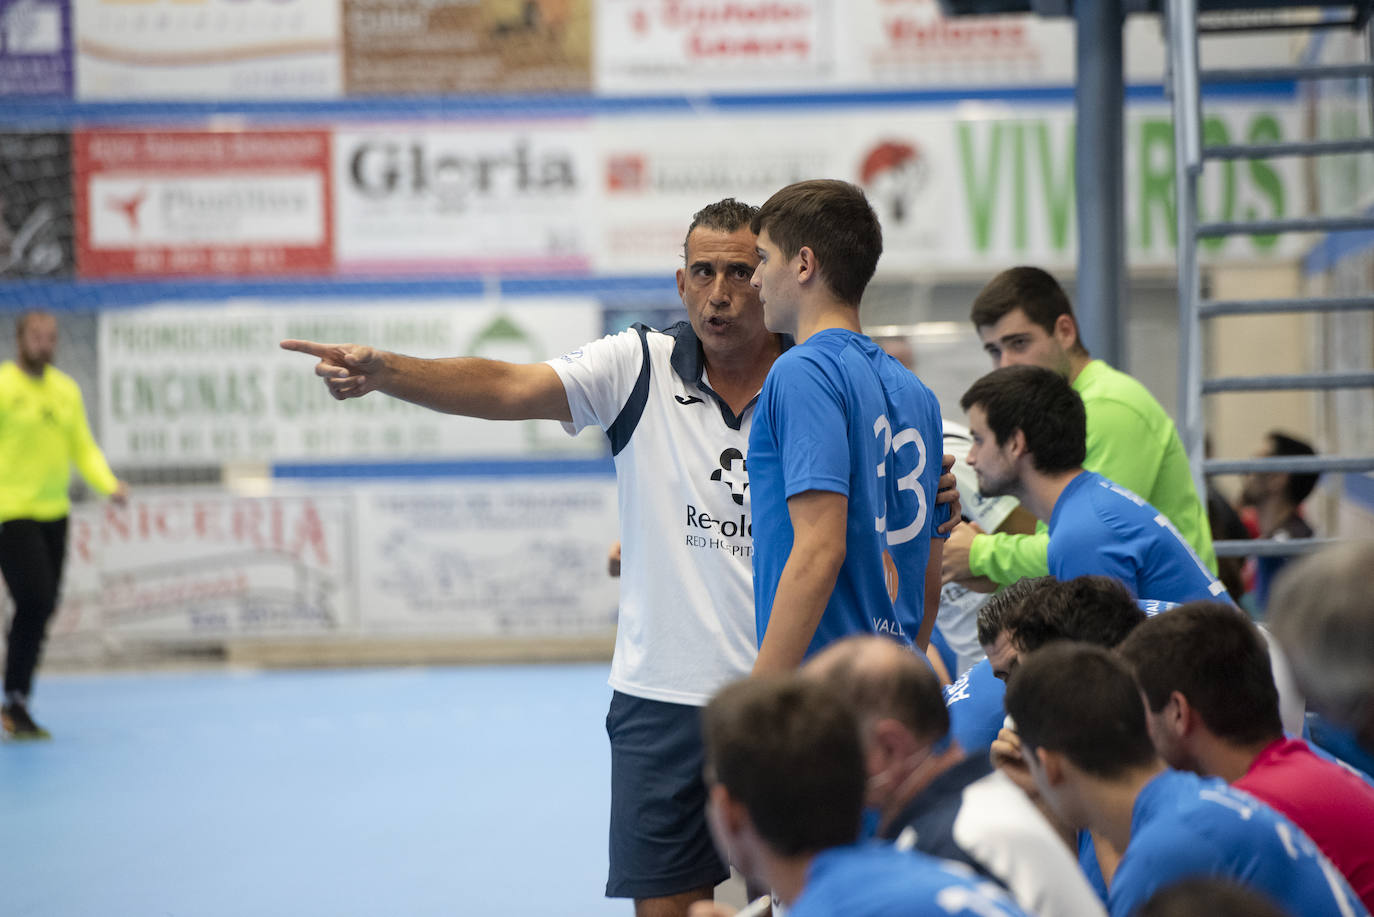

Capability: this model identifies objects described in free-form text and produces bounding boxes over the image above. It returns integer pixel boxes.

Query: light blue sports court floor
[1,664,625,917]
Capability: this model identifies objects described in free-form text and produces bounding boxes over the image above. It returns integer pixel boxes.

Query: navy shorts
[605,690,730,899]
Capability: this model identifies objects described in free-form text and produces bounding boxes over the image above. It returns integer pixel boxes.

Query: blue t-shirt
[1107,769,1368,917]
[944,658,1006,753]
[791,843,1030,917]
[1048,471,1230,605]
[749,329,948,658]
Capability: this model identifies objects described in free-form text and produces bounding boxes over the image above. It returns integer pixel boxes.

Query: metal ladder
[1166,0,1374,561]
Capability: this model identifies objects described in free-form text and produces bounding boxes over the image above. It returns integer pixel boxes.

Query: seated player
[1003,642,1367,917]
[1118,601,1374,910]
[700,675,1031,917]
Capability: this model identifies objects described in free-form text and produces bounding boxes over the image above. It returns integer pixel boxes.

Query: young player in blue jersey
[701,674,1031,917]
[960,365,1229,605]
[1004,642,1368,917]
[747,180,949,673]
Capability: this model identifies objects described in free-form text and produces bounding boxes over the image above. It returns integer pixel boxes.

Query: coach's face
[678,226,769,366]
[17,313,57,373]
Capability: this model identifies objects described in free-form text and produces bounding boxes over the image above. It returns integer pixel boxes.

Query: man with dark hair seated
[1117,601,1374,911]
[1003,642,1366,917]
[803,636,1105,917]
[699,675,1029,917]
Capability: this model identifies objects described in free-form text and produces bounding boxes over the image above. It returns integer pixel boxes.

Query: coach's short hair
[1116,601,1283,746]
[961,365,1086,474]
[751,180,882,307]
[1004,642,1157,778]
[1268,542,1374,736]
[806,636,950,747]
[969,266,1088,356]
[976,576,1058,647]
[1010,576,1146,653]
[684,198,758,261]
[703,675,865,856]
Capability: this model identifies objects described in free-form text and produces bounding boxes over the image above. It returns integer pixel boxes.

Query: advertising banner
[51,491,355,640]
[97,299,605,466]
[73,130,333,277]
[0,0,70,96]
[592,102,1308,274]
[73,0,341,99]
[333,123,596,274]
[596,0,834,94]
[0,131,74,277]
[354,479,619,636]
[342,0,591,95]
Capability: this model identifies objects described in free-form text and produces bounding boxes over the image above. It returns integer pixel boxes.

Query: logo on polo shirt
[710,448,749,506]
[674,394,703,405]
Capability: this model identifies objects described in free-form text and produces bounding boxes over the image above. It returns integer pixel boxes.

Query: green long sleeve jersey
[969,359,1217,585]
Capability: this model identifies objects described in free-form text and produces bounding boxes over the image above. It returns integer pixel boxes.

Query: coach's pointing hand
[280,339,387,401]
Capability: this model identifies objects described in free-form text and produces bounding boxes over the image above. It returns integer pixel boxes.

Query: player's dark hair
[703,676,865,856]
[751,180,882,306]
[1004,642,1157,778]
[684,198,759,261]
[960,365,1086,474]
[811,637,950,746]
[1009,575,1146,653]
[1117,601,1283,746]
[976,576,1058,647]
[969,266,1088,356]
[1267,431,1319,505]
[1135,877,1290,917]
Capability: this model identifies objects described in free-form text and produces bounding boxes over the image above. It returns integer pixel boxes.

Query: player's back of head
[1010,575,1146,653]
[1119,601,1284,745]
[751,179,882,306]
[1004,642,1157,778]
[703,675,864,857]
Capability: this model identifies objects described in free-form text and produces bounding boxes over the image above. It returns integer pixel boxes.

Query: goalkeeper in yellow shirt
[1,311,126,740]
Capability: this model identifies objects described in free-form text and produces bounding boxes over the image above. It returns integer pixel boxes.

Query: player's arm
[280,339,572,422]
[916,538,943,651]
[752,490,847,676]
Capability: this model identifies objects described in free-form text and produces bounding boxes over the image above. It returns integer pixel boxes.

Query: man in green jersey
[1,311,127,739]
[942,267,1214,589]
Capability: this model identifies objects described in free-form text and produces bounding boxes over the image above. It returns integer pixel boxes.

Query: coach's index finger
[279,338,337,359]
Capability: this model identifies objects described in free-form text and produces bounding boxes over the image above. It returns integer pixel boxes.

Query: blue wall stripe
[0,82,1298,126]
[272,458,615,479]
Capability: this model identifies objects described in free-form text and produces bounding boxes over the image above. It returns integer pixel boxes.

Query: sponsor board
[333,123,595,273]
[73,0,341,99]
[0,131,74,277]
[596,0,834,94]
[354,479,619,635]
[48,491,354,640]
[592,103,1307,273]
[0,0,70,96]
[73,130,332,277]
[97,299,604,465]
[342,0,591,95]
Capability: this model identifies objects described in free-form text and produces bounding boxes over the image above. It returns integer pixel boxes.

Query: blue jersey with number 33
[749,329,948,658]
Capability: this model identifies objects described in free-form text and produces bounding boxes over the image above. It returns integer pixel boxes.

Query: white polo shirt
[548,322,778,706]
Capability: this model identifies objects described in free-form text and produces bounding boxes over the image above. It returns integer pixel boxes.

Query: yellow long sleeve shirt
[0,361,118,522]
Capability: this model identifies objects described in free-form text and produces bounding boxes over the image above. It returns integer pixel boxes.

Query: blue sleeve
[769,354,849,499]
[1107,842,1212,917]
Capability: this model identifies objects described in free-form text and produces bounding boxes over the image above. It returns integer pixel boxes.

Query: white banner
[98,299,605,466]
[592,101,1308,273]
[354,479,620,636]
[74,0,342,99]
[333,124,598,274]
[50,491,355,640]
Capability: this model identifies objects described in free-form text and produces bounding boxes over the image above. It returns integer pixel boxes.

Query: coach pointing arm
[279,340,573,422]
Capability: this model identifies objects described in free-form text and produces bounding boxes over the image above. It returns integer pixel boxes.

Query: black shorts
[605,690,729,899]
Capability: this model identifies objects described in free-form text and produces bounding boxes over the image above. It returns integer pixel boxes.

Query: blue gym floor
[0,664,625,917]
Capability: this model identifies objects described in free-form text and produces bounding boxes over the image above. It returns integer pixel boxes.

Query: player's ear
[1037,746,1066,787]
[1053,312,1079,349]
[795,245,817,284]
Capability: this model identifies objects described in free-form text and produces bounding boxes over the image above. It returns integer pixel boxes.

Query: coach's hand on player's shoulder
[280,339,387,401]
